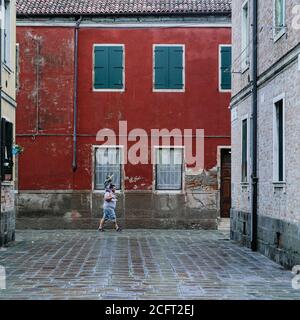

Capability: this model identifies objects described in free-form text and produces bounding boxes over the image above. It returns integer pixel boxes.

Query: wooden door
[220,149,231,218]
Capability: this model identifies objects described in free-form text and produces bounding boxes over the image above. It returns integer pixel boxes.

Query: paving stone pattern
[0,230,299,300]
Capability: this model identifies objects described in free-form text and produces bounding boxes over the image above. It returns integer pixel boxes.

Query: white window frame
[241,0,250,72]
[2,0,11,69]
[92,145,124,193]
[92,44,125,92]
[153,44,185,93]
[273,94,286,184]
[219,44,232,93]
[241,114,250,184]
[273,0,286,42]
[153,146,185,193]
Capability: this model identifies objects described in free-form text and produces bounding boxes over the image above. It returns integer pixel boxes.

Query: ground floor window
[273,96,285,182]
[1,118,13,182]
[155,147,183,191]
[241,117,248,183]
[94,146,122,190]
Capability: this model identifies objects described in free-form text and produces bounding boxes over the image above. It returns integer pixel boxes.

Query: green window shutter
[221,46,232,90]
[109,46,124,89]
[94,46,109,89]
[169,46,184,90]
[154,46,169,89]
[94,46,124,90]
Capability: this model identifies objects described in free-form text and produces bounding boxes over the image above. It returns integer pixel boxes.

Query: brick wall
[231,0,300,268]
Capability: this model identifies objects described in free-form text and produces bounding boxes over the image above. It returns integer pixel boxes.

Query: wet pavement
[0,230,299,300]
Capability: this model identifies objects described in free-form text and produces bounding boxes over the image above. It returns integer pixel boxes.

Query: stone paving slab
[0,230,299,300]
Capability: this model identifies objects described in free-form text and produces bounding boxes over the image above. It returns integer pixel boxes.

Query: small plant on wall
[12,144,24,156]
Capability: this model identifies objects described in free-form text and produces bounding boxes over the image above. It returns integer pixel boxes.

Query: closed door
[220,149,231,218]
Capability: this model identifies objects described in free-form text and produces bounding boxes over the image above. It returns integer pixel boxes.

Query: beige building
[231,0,300,268]
[0,0,17,246]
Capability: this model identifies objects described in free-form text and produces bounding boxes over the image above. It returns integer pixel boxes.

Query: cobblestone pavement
[0,230,299,300]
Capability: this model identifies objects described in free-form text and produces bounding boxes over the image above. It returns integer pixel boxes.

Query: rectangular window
[94,147,122,190]
[241,0,250,70]
[219,45,232,91]
[16,44,20,90]
[274,0,286,37]
[4,0,11,65]
[153,45,184,91]
[155,148,183,191]
[1,118,13,182]
[273,97,285,182]
[93,45,124,91]
[241,117,248,183]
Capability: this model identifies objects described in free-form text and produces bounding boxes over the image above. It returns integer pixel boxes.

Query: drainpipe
[251,0,258,251]
[72,16,82,172]
[0,9,2,213]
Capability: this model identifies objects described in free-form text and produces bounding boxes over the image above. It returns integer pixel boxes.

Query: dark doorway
[220,149,231,218]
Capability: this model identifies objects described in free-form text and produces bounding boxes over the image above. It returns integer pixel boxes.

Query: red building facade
[16,1,232,229]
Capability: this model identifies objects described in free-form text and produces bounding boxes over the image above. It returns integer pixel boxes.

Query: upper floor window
[93,45,124,91]
[241,0,250,71]
[153,45,185,92]
[219,45,232,92]
[4,0,11,66]
[274,0,286,40]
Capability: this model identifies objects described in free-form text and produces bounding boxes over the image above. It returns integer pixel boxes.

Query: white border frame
[92,145,125,193]
[272,93,286,183]
[273,0,286,43]
[219,44,232,93]
[240,114,250,184]
[92,44,125,92]
[153,146,186,193]
[152,44,185,93]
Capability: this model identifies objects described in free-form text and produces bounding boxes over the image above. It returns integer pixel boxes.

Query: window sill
[240,182,249,188]
[93,88,125,93]
[273,181,286,187]
[154,190,184,195]
[273,182,286,193]
[1,181,14,186]
[219,88,232,93]
[93,190,122,194]
[153,89,185,93]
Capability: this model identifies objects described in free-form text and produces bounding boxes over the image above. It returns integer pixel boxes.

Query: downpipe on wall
[251,0,258,251]
[72,16,82,172]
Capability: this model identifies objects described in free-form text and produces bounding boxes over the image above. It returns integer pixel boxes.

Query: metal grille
[156,148,183,190]
[94,147,121,190]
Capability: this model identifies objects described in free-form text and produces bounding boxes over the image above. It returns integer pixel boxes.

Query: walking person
[98,181,121,232]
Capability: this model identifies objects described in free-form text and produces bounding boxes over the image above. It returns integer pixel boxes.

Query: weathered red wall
[17,26,231,191]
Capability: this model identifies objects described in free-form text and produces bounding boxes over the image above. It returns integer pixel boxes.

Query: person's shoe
[116,227,122,232]
[98,227,105,232]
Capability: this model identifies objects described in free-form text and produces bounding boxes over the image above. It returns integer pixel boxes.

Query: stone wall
[0,184,16,246]
[16,170,221,230]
